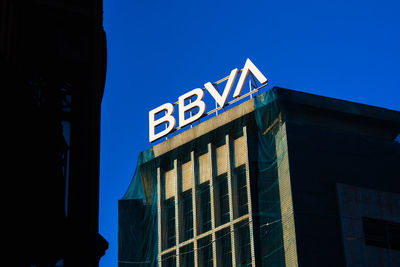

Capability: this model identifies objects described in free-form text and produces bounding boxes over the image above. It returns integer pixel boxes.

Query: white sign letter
[149,103,176,142]
[204,68,239,108]
[178,88,206,128]
[233,58,268,98]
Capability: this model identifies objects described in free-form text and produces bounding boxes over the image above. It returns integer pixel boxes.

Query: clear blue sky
[100,0,400,266]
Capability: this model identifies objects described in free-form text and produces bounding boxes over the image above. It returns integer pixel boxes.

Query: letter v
[233,59,268,98]
[204,68,239,108]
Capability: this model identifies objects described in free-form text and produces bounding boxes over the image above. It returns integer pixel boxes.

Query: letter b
[178,88,206,128]
[149,103,176,142]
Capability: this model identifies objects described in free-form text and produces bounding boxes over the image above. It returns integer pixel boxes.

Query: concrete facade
[280,88,400,266]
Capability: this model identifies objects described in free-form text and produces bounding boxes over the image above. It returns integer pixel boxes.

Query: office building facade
[119,87,400,267]
[2,1,108,266]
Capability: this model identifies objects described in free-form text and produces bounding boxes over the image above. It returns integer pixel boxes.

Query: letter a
[204,68,239,108]
[178,88,206,128]
[149,103,176,142]
[233,59,268,98]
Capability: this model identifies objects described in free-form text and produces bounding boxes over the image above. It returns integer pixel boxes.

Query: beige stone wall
[198,153,210,185]
[233,135,246,168]
[164,169,175,200]
[215,144,227,176]
[276,122,298,267]
[181,161,192,193]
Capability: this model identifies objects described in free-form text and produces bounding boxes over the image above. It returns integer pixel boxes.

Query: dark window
[216,228,232,267]
[164,198,175,249]
[180,243,194,267]
[388,222,400,250]
[181,190,193,241]
[162,251,176,267]
[363,217,400,251]
[237,221,251,265]
[199,182,211,233]
[216,174,230,226]
[198,236,213,267]
[234,165,248,217]
[363,217,387,248]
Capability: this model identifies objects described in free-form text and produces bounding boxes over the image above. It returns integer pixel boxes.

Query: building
[2,1,108,266]
[119,87,400,267]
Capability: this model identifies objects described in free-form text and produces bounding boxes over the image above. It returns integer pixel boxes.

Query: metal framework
[157,126,256,267]
[171,70,268,132]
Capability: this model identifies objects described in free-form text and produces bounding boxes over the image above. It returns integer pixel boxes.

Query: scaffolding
[119,88,297,267]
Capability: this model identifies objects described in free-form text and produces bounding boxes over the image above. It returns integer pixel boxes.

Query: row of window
[162,165,248,250]
[161,220,252,267]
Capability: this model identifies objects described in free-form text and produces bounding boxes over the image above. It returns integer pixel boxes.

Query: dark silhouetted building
[119,88,400,266]
[2,1,108,266]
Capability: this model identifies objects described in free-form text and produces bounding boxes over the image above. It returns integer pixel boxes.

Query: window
[181,190,193,241]
[234,165,248,217]
[216,228,232,267]
[363,217,400,251]
[180,243,194,267]
[164,198,175,249]
[216,174,230,226]
[162,251,176,267]
[198,236,213,267]
[236,220,251,265]
[388,223,400,250]
[157,132,254,266]
[198,182,211,233]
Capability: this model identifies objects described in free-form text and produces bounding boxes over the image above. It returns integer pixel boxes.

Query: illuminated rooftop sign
[149,59,268,142]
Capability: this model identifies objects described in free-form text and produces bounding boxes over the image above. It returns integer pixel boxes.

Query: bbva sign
[149,59,267,142]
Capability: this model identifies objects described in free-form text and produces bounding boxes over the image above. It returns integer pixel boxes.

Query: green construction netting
[118,88,294,266]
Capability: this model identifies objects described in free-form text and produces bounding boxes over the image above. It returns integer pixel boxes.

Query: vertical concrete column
[157,167,162,267]
[276,123,298,267]
[191,151,199,267]
[208,143,218,267]
[174,159,181,267]
[243,126,256,267]
[226,134,238,266]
